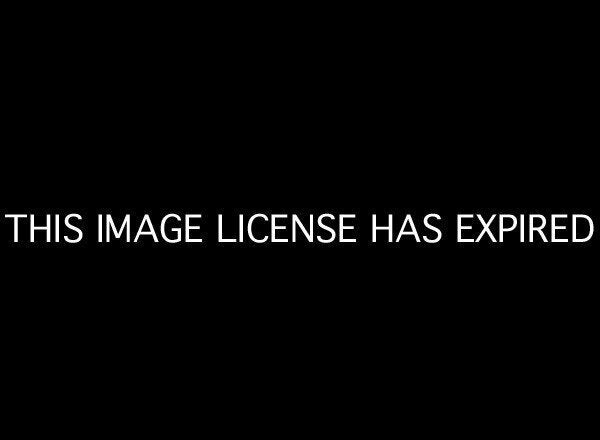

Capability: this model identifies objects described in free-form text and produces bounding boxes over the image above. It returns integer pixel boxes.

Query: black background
[1,6,597,434]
